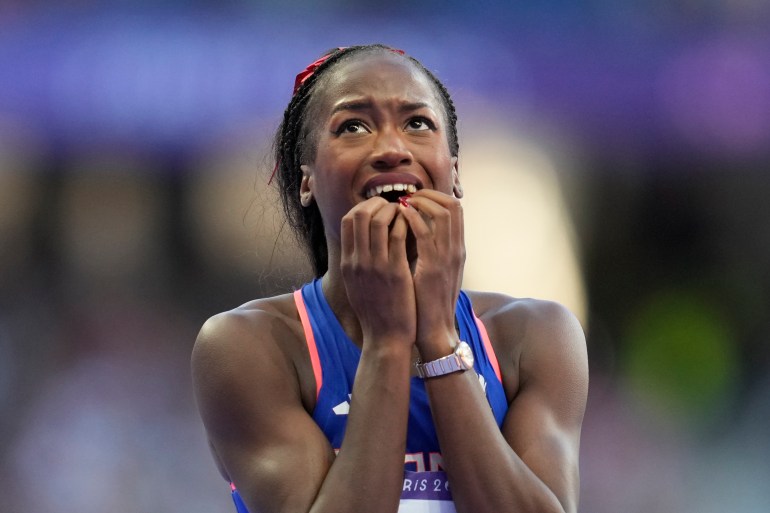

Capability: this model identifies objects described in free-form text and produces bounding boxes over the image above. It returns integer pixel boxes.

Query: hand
[399,189,466,357]
[340,197,417,349]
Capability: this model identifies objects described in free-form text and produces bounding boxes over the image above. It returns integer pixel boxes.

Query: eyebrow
[331,100,432,115]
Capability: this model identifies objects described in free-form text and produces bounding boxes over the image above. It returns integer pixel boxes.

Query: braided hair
[272,44,459,277]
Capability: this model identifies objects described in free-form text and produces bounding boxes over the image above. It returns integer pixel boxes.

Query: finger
[341,210,356,260]
[388,212,409,265]
[342,197,387,262]
[403,195,450,246]
[407,194,463,255]
[399,200,439,264]
[409,188,458,207]
[399,199,432,240]
[369,202,400,261]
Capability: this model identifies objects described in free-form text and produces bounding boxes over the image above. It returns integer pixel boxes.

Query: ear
[300,164,314,207]
[451,156,463,198]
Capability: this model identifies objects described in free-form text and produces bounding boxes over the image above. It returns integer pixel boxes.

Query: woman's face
[300,52,458,243]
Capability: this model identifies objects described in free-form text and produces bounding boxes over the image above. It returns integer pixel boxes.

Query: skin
[191,51,588,513]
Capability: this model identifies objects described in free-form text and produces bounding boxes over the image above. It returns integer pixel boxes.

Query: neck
[320,255,365,347]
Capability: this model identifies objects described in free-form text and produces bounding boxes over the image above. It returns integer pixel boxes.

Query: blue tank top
[230,279,509,513]
[296,278,508,468]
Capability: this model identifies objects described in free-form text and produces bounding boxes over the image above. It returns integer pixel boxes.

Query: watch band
[415,341,473,379]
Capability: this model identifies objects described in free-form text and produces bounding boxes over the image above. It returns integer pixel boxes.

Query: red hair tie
[270,49,345,185]
[293,47,347,95]
[271,46,406,185]
[292,46,405,96]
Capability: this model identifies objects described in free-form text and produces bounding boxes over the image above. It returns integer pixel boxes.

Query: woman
[192,44,588,513]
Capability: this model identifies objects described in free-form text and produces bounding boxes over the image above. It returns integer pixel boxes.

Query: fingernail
[398,194,412,208]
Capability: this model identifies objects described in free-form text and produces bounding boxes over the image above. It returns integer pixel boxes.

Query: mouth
[365,183,418,203]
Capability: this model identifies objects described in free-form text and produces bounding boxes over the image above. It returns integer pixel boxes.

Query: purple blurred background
[1,2,769,512]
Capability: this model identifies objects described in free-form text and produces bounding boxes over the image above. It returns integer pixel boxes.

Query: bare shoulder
[191,292,317,420]
[193,293,299,355]
[191,292,336,498]
[464,290,588,397]
[192,293,299,373]
[465,290,584,349]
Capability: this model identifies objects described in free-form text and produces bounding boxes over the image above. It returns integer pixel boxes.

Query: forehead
[313,52,442,114]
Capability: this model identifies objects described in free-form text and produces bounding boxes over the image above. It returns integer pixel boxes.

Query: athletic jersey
[230,279,509,513]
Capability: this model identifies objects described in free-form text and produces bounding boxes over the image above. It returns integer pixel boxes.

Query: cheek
[310,170,353,221]
[428,155,456,192]
[313,144,364,190]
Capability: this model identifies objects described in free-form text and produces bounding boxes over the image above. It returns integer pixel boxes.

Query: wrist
[361,337,414,359]
[416,329,460,361]
[414,340,474,379]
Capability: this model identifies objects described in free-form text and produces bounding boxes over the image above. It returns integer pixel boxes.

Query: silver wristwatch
[415,341,474,378]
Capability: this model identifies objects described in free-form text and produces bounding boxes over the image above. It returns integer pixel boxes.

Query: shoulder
[465,290,587,394]
[193,293,300,368]
[466,290,584,347]
[191,292,316,418]
[195,293,299,348]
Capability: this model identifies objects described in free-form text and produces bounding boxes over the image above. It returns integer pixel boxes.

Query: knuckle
[370,217,389,229]
[389,230,406,243]
[341,262,365,280]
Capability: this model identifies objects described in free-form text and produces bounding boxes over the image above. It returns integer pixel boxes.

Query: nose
[371,128,412,169]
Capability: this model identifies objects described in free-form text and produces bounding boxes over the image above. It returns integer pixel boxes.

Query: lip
[361,173,423,197]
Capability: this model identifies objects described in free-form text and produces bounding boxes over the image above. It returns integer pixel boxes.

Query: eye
[405,117,435,132]
[336,120,370,135]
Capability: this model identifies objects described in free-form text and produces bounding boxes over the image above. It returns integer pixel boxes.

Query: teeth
[365,183,417,199]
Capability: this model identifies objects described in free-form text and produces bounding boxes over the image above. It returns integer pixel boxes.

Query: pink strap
[293,290,323,400]
[473,312,502,383]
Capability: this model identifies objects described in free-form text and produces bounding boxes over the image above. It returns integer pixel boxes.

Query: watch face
[457,342,474,369]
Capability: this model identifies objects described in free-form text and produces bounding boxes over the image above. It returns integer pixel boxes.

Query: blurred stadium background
[1,1,769,512]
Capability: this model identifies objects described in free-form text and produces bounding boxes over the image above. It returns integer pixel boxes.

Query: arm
[401,190,588,512]
[425,299,588,513]
[192,198,419,513]
[192,307,413,513]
